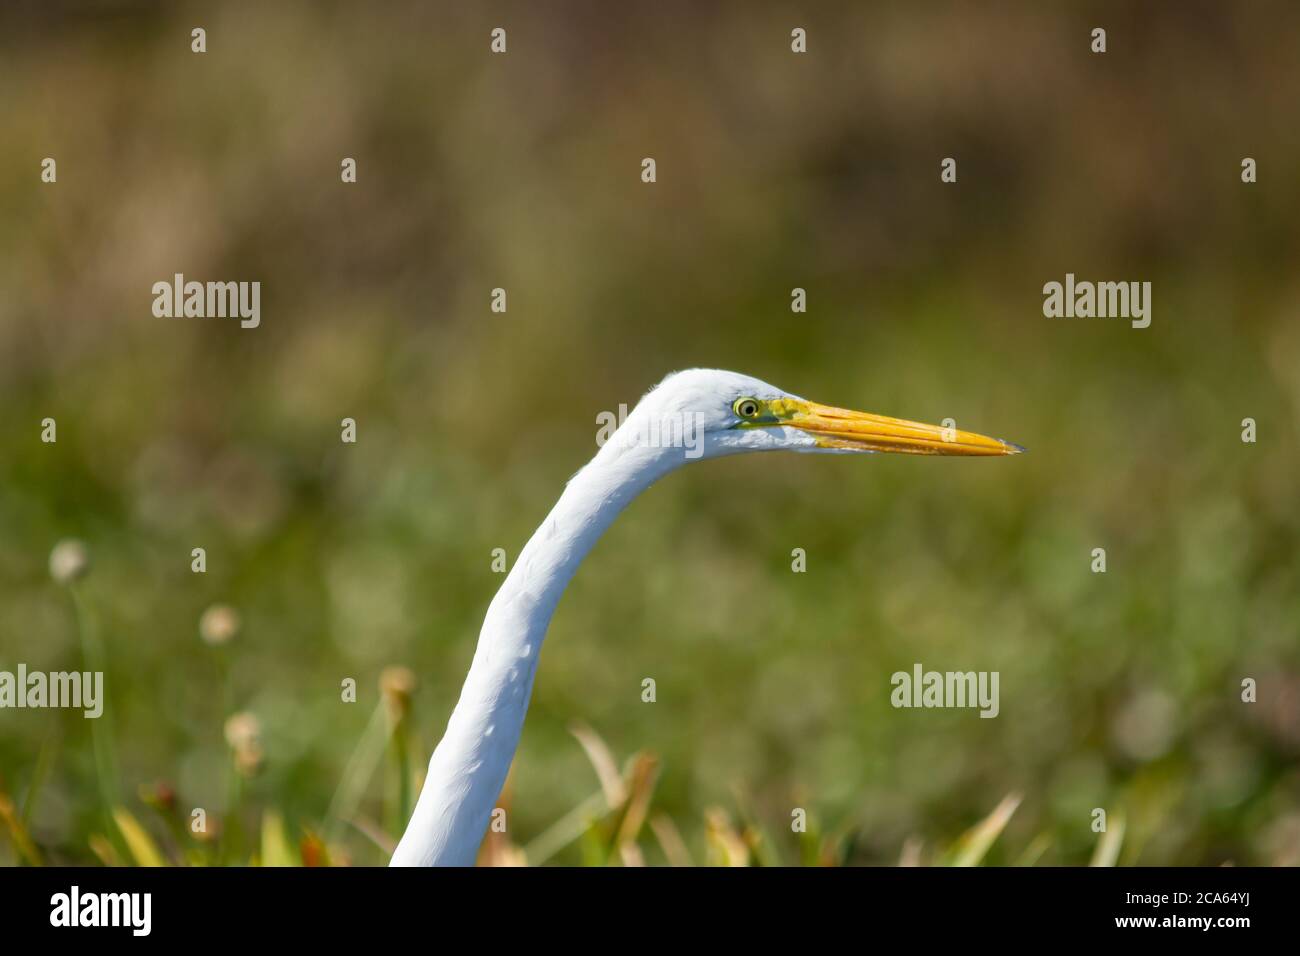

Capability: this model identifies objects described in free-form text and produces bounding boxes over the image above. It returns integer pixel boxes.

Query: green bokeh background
[1,1,1298,865]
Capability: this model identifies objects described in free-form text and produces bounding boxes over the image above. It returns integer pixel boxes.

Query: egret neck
[390,438,675,866]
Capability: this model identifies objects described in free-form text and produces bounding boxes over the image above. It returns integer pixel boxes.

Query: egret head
[615,368,1023,463]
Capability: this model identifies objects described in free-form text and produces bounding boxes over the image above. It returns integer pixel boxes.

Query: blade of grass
[1015,832,1053,867]
[0,794,43,866]
[569,721,626,806]
[260,810,298,867]
[88,834,121,866]
[19,732,60,826]
[1090,813,1125,867]
[522,789,608,865]
[347,815,397,856]
[649,813,693,867]
[704,807,750,867]
[524,724,635,865]
[112,808,166,867]
[72,588,121,838]
[728,783,782,866]
[899,836,923,867]
[950,792,1022,867]
[325,700,389,844]
[612,752,659,866]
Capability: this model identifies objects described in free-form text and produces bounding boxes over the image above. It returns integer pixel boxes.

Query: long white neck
[390,440,679,865]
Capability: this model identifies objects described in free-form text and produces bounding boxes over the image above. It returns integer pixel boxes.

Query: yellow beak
[783,399,1023,456]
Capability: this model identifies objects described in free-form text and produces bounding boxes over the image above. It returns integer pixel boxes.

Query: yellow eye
[734,398,760,419]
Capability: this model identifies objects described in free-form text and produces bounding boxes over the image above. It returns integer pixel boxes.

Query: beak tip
[1002,440,1027,455]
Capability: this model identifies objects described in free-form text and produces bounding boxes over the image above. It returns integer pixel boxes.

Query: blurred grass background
[1,0,1298,865]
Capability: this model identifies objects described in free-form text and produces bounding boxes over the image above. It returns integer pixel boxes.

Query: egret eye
[734,398,760,419]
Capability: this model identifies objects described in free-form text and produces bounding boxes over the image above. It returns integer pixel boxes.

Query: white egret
[390,368,1021,866]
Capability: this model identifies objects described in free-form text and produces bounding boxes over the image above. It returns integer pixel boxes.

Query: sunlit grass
[0,530,1285,867]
